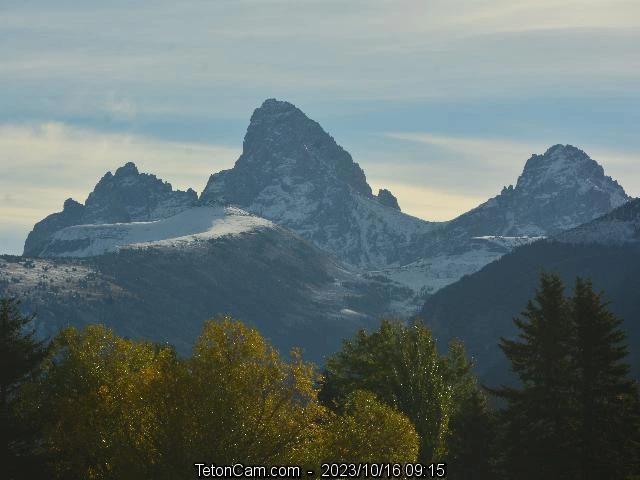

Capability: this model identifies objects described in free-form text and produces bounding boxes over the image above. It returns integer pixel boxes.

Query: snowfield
[40,206,274,258]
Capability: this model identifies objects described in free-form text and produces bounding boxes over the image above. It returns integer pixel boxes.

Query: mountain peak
[247,98,309,134]
[202,99,373,206]
[63,197,83,211]
[200,99,431,266]
[24,165,199,256]
[377,188,401,210]
[451,145,630,237]
[516,144,626,200]
[254,98,298,115]
[114,161,139,177]
[545,143,582,154]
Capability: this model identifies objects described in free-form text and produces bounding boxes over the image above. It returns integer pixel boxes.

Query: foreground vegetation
[2,273,639,479]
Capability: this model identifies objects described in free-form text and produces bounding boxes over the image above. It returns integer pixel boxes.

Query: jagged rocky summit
[390,143,631,294]
[443,144,629,239]
[200,98,434,267]
[24,162,198,257]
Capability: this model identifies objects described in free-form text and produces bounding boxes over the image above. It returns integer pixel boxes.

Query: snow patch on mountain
[39,206,274,258]
[24,162,198,257]
[472,236,546,249]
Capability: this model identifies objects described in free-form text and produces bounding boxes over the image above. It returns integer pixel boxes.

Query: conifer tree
[493,273,577,480]
[570,278,640,479]
[0,297,47,479]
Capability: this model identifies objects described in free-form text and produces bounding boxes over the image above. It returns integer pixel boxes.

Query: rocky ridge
[24,162,198,256]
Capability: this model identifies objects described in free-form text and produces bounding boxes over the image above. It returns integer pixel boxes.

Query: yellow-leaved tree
[167,316,325,469]
[22,317,421,479]
[27,325,175,479]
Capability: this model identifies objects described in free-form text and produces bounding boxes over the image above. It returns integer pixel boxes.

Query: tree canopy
[322,319,492,468]
[16,315,420,479]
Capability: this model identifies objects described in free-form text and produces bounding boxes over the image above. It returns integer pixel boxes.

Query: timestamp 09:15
[319,462,447,478]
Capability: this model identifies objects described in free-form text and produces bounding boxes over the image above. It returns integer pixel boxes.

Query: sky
[1,0,639,255]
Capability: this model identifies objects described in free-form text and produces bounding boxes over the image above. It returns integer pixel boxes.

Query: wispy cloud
[1,0,638,112]
[385,132,640,198]
[386,132,543,168]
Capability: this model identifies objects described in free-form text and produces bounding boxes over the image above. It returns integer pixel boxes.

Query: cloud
[1,0,638,116]
[386,132,542,168]
[104,92,137,121]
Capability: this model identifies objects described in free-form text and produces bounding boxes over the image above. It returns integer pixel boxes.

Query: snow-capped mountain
[200,98,437,267]
[24,162,198,257]
[21,99,632,324]
[439,144,629,240]
[391,144,631,296]
[4,223,413,361]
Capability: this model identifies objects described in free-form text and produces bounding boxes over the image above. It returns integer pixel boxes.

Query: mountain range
[3,98,635,363]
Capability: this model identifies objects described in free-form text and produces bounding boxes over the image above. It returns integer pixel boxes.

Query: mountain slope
[19,100,633,356]
[388,144,631,296]
[4,228,413,361]
[556,198,640,245]
[420,199,640,385]
[443,144,628,238]
[198,101,629,296]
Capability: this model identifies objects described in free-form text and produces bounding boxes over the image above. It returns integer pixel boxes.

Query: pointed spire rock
[202,98,372,205]
[200,98,432,266]
[377,189,401,210]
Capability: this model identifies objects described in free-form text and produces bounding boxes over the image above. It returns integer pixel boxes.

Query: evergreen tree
[570,278,640,479]
[494,273,640,479]
[493,273,577,480]
[447,388,497,480]
[445,340,497,479]
[0,297,47,479]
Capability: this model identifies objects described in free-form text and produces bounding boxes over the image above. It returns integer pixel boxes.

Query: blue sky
[1,0,639,254]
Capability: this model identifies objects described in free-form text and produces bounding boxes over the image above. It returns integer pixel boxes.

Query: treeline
[1,273,639,479]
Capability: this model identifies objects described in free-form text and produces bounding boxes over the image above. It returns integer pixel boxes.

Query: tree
[446,342,497,480]
[493,273,640,479]
[322,319,480,464]
[23,316,420,478]
[171,316,325,469]
[28,324,176,479]
[0,297,47,479]
[570,278,640,479]
[318,390,419,463]
[493,273,577,480]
